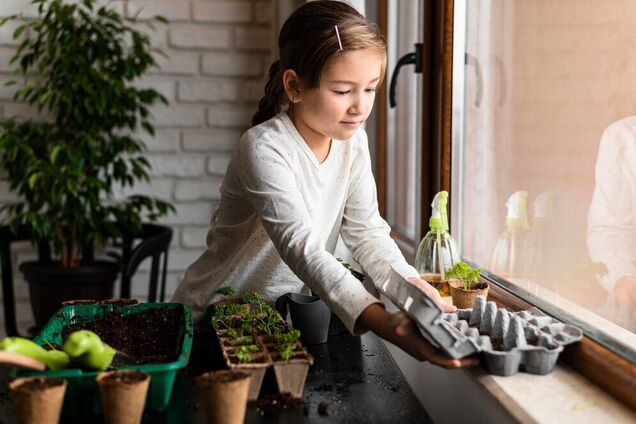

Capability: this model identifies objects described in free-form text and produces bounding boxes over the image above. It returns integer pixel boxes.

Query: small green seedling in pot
[446,262,481,290]
[276,329,301,361]
[211,304,249,329]
[235,344,259,363]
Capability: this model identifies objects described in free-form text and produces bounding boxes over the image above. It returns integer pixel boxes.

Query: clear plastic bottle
[414,191,460,296]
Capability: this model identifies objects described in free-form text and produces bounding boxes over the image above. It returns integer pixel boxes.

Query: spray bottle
[414,191,460,296]
[490,191,531,279]
[528,191,553,282]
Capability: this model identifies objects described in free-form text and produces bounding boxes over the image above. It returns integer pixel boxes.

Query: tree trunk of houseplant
[20,260,118,329]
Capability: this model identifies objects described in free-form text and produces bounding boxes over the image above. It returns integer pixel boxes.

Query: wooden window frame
[375,0,636,413]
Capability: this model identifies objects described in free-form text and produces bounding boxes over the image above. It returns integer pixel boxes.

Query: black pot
[20,260,119,329]
[275,293,331,344]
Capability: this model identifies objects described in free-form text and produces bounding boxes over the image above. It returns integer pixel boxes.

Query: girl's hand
[357,304,479,368]
[407,276,457,313]
[387,311,479,368]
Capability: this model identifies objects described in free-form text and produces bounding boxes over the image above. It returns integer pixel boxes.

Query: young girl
[173,1,476,368]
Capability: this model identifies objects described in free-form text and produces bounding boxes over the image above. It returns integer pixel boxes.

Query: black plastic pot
[19,260,119,329]
[275,293,331,344]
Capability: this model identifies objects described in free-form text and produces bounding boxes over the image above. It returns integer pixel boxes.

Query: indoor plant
[0,0,173,326]
[446,262,489,309]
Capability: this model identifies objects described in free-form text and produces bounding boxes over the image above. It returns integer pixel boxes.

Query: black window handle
[389,43,422,108]
[465,53,483,108]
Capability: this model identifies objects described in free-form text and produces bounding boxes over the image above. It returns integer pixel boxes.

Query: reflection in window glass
[452,0,636,346]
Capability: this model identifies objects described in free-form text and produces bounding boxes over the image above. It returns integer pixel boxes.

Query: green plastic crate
[20,302,193,416]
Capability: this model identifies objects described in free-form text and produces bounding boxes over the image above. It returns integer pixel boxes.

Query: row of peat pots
[3,293,320,424]
[10,370,150,424]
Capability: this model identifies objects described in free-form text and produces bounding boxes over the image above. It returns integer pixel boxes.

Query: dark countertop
[1,332,432,423]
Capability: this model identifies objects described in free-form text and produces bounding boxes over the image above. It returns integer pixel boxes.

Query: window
[451,0,636,360]
[384,0,423,252]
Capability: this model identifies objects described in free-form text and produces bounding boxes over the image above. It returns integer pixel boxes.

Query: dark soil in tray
[62,308,181,364]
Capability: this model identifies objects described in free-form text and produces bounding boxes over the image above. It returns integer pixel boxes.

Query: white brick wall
[0,0,273,336]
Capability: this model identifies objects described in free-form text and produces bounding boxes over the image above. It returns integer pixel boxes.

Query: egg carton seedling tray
[380,267,583,376]
[19,302,193,416]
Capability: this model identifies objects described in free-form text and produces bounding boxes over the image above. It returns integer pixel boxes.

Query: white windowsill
[467,363,636,423]
[382,295,636,423]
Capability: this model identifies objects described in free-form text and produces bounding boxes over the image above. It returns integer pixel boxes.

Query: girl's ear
[282,69,302,103]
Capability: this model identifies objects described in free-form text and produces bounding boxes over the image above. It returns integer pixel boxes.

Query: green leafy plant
[235,344,259,363]
[225,328,240,338]
[0,0,173,267]
[242,291,265,306]
[240,307,282,337]
[212,291,300,349]
[276,329,301,360]
[215,286,236,297]
[226,336,254,346]
[211,303,249,329]
[446,262,481,290]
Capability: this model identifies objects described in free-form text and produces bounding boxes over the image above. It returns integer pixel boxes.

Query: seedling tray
[217,331,313,399]
[20,302,193,416]
[212,302,314,399]
[380,267,582,376]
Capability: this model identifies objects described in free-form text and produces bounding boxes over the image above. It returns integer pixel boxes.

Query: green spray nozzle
[505,191,529,230]
[429,191,449,231]
[0,337,69,370]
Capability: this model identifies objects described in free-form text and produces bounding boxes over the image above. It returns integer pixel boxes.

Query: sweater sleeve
[237,132,381,335]
[587,120,636,292]
[340,131,420,289]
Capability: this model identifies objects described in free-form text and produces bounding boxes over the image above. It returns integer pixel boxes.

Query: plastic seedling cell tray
[380,266,582,376]
[19,302,193,416]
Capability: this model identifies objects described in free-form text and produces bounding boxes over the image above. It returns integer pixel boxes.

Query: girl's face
[292,49,384,145]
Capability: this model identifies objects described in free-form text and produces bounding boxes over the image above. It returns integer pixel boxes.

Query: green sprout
[215,286,236,297]
[211,304,248,329]
[242,291,265,306]
[446,262,481,290]
[242,307,283,337]
[235,344,259,363]
[276,329,301,360]
[226,336,254,346]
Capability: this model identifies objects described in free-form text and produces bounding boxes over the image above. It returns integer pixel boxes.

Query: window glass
[386,0,422,243]
[451,0,636,352]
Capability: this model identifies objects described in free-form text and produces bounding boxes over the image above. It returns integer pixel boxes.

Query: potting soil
[61,308,181,364]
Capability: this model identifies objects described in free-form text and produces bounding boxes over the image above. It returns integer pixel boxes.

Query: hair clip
[334,25,343,51]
